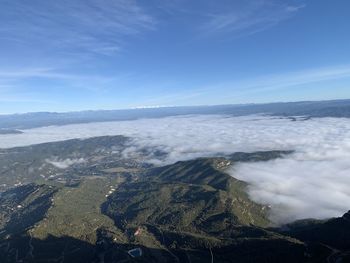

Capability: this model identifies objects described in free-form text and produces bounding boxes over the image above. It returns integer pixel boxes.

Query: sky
[1,0,350,113]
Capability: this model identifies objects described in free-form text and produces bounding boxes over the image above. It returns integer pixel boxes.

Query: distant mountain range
[1,99,350,130]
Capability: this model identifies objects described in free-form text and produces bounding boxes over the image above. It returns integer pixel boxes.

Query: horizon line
[0,98,349,117]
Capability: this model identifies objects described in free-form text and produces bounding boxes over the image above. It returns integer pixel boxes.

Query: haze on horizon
[1,0,350,114]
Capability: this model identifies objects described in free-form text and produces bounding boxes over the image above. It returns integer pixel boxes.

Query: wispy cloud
[0,68,57,79]
[1,63,349,108]
[0,67,127,93]
[184,65,350,103]
[243,65,350,92]
[200,1,305,37]
[129,64,350,106]
[46,158,85,169]
[0,0,155,56]
[0,67,117,84]
[217,67,348,105]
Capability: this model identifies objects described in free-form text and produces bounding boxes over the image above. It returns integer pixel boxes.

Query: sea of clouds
[0,114,349,223]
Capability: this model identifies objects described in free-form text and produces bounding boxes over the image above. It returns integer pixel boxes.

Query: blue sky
[0,0,350,113]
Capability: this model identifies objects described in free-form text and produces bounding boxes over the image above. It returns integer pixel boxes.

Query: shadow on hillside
[0,233,187,263]
[0,232,315,263]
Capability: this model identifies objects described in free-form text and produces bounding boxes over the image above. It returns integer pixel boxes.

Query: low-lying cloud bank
[0,114,350,223]
[231,154,350,224]
[46,158,85,169]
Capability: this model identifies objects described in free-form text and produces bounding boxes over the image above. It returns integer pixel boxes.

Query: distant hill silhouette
[1,99,350,129]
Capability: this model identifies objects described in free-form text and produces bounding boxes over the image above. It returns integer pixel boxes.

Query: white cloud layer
[46,158,85,169]
[0,114,349,223]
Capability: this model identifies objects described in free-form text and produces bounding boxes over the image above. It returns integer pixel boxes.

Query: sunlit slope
[31,178,126,244]
[103,157,271,233]
[101,156,307,262]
